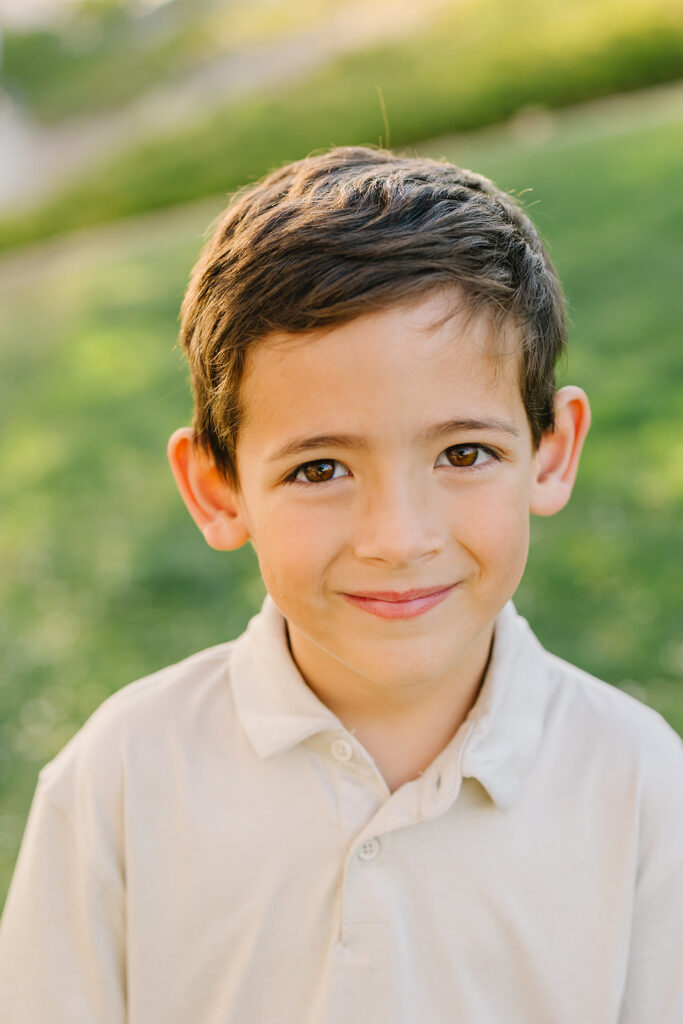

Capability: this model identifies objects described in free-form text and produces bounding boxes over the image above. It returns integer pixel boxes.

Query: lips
[348,586,450,601]
[341,584,457,619]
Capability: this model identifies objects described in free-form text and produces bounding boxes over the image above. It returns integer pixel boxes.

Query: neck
[287,624,494,793]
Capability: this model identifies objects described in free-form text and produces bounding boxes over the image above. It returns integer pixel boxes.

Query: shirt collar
[230,597,341,758]
[230,596,551,811]
[458,600,549,811]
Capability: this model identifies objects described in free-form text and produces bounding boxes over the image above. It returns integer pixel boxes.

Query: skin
[169,292,590,791]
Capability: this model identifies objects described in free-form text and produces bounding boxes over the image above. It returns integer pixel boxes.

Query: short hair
[180,146,567,482]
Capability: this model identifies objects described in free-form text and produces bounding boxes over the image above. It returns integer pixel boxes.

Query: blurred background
[0,0,682,906]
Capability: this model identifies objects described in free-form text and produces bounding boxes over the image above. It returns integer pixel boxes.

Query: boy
[1,147,682,1022]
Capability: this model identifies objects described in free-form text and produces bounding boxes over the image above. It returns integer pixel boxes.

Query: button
[357,837,381,862]
[331,739,353,762]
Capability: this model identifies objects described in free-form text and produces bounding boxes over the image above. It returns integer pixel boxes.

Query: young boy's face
[172,291,587,703]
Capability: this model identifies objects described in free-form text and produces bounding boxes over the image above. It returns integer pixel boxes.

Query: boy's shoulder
[542,639,681,758]
[38,637,240,807]
[485,604,682,762]
[69,635,237,733]
[528,633,683,833]
[459,604,682,821]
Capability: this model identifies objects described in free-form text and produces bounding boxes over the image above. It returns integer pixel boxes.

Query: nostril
[353,514,445,566]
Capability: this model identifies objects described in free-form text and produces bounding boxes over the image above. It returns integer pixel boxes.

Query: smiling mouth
[341,584,457,619]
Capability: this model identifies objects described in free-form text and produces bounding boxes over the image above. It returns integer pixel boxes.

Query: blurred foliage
[0,0,682,250]
[0,105,682,907]
[1,1,208,120]
[0,0,373,122]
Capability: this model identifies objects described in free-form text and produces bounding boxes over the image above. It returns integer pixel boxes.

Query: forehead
[238,292,525,445]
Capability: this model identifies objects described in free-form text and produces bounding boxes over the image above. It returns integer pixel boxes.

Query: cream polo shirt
[1,598,682,1023]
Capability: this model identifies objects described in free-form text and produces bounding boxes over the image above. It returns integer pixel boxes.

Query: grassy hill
[1,0,682,250]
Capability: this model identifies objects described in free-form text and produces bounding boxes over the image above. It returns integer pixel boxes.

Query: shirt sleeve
[617,859,683,1024]
[0,777,126,1023]
[618,721,683,1024]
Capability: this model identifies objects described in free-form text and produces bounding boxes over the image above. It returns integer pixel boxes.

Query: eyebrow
[266,418,520,463]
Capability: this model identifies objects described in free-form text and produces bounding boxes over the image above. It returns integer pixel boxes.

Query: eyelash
[284,444,502,485]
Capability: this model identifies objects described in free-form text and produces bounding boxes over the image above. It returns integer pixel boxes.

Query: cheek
[249,500,344,592]
[455,480,530,567]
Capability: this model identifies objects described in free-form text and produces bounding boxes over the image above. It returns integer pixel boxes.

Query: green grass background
[1,103,681,907]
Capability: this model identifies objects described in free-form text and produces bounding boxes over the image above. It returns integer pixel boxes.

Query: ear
[167,427,250,550]
[529,386,591,517]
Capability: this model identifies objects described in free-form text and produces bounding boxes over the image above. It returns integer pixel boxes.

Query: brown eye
[445,445,480,468]
[300,460,336,483]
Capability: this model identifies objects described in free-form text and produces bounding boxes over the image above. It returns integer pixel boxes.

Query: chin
[346,643,463,691]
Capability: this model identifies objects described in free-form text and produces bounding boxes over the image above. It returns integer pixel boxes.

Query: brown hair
[180,146,567,482]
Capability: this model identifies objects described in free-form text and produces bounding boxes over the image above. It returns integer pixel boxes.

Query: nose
[352,475,445,568]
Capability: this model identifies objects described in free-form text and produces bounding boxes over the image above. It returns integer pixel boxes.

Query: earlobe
[530,386,591,517]
[167,427,250,550]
